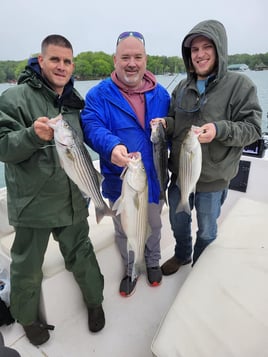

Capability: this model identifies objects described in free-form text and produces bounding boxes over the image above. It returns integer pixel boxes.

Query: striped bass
[176,126,202,215]
[150,121,169,204]
[113,152,148,275]
[48,115,114,224]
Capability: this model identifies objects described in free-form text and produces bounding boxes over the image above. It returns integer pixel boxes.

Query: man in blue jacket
[81,31,170,297]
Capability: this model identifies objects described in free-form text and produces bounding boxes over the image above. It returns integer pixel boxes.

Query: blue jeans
[168,179,228,264]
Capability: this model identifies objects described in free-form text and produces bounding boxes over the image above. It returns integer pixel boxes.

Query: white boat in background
[228,63,250,71]
[0,136,268,357]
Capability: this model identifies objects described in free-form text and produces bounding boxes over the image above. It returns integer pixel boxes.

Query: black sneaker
[88,305,105,333]
[147,266,162,286]
[22,320,54,346]
[119,275,138,297]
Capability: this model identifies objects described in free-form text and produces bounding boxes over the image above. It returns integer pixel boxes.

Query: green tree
[1,51,268,83]
[91,59,112,78]
[74,59,93,80]
[14,60,28,79]
[0,68,5,82]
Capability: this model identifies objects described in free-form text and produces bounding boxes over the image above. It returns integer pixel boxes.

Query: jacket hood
[181,19,228,80]
[18,57,84,110]
[18,57,74,87]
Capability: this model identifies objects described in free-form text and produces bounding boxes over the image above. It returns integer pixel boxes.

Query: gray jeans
[110,200,164,276]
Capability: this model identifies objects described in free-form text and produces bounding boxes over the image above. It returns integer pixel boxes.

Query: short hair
[41,34,73,54]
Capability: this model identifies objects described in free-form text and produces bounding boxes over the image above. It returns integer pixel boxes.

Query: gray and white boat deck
[1,151,268,357]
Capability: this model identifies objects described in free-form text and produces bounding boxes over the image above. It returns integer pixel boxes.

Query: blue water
[0,72,268,188]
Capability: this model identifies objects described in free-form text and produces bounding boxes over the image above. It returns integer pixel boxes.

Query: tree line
[0,51,268,83]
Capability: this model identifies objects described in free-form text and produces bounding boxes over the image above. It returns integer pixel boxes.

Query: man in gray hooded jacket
[152,19,262,275]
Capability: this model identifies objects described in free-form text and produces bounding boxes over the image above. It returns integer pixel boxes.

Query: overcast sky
[1,0,267,61]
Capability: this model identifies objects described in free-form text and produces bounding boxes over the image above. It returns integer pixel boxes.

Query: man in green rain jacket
[151,20,262,274]
[0,35,105,346]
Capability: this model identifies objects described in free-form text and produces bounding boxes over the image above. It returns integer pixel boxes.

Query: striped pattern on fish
[113,152,149,275]
[150,121,169,204]
[49,115,114,224]
[176,126,202,215]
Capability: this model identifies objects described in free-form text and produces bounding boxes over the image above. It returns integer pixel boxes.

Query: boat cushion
[0,188,114,278]
[151,197,268,357]
[0,188,14,236]
[0,219,114,279]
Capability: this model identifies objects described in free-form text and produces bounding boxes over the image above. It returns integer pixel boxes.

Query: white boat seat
[0,187,115,278]
[151,197,268,357]
[0,188,14,236]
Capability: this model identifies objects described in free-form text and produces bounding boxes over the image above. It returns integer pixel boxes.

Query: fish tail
[133,261,145,278]
[175,200,191,215]
[95,203,115,224]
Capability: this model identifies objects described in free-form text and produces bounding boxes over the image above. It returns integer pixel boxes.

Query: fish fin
[127,239,144,272]
[95,202,115,224]
[79,190,90,204]
[120,166,128,180]
[112,197,124,215]
[127,239,136,254]
[65,148,75,162]
[96,170,104,186]
[133,192,145,210]
[175,200,191,215]
[47,113,63,129]
[131,267,139,282]
[133,260,146,277]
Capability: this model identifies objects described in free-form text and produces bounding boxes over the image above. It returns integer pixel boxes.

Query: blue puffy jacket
[81,77,170,203]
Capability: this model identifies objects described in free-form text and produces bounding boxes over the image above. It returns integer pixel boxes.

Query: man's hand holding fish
[34,117,54,141]
[111,145,131,167]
